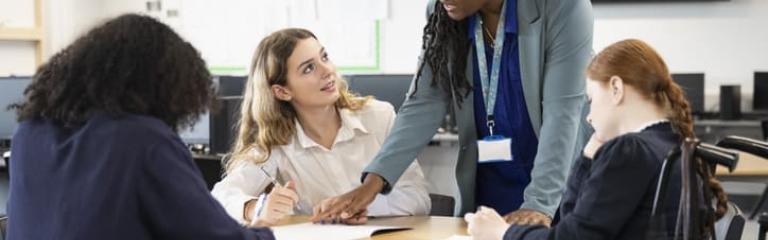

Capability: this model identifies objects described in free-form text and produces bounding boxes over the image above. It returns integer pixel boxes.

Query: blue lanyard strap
[474,0,507,135]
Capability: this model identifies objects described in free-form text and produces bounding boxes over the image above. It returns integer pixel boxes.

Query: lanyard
[474,0,507,136]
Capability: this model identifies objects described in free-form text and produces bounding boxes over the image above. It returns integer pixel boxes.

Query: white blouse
[211,100,431,223]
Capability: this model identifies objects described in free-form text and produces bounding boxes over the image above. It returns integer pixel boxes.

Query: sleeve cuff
[229,194,259,225]
[519,202,557,219]
[361,171,393,194]
[504,224,550,240]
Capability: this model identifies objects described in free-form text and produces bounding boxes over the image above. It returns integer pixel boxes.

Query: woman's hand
[310,174,384,224]
[503,208,551,227]
[247,181,299,226]
[583,134,606,160]
[465,206,510,240]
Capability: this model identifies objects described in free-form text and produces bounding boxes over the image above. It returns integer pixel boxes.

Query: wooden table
[716,152,768,178]
[275,216,468,240]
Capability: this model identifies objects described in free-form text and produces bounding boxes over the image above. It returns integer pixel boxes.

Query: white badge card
[477,136,513,163]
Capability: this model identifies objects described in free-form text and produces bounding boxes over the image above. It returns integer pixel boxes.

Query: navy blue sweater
[7,112,273,240]
[504,123,683,240]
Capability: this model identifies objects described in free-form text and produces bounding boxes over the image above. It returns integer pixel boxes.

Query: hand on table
[465,206,510,240]
[310,174,385,225]
[503,208,552,227]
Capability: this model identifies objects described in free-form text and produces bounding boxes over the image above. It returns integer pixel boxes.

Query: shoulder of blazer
[519,0,542,24]
[426,0,436,19]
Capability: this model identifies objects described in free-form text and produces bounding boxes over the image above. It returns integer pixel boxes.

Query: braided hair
[412,1,473,103]
[587,39,728,238]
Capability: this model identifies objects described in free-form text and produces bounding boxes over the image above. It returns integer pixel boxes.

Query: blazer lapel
[517,0,545,136]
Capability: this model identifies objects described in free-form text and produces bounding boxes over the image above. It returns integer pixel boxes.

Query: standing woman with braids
[315,0,594,225]
[464,39,729,240]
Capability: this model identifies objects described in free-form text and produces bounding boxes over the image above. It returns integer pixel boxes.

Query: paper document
[445,235,472,240]
[271,223,410,240]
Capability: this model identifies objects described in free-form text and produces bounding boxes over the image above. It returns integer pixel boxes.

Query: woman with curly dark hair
[6,14,274,240]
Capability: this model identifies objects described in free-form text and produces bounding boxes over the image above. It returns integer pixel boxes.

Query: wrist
[363,173,385,193]
[244,199,258,222]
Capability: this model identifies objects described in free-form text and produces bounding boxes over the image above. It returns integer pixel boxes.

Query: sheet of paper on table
[271,222,410,240]
[445,235,472,240]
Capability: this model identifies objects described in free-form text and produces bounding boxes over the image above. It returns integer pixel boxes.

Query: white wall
[593,0,768,111]
[4,0,768,94]
[0,0,37,76]
[379,0,429,74]
[0,0,105,76]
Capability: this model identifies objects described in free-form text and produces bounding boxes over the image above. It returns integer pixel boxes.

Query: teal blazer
[365,0,594,216]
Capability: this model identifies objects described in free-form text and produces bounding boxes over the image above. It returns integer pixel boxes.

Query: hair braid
[664,76,728,238]
[412,1,472,102]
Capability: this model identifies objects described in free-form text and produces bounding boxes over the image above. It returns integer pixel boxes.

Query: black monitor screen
[0,77,33,139]
[179,75,247,144]
[209,96,242,155]
[754,72,768,111]
[345,74,413,112]
[179,112,209,144]
[671,73,705,115]
[217,75,247,97]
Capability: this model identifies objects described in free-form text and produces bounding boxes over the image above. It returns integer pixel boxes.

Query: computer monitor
[0,76,33,139]
[754,72,768,111]
[217,75,247,97]
[178,112,210,144]
[344,74,413,112]
[671,73,705,116]
[178,75,247,145]
[209,96,243,155]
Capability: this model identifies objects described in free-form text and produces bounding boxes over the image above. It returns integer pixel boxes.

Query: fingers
[272,184,299,205]
[311,199,341,223]
[317,198,350,221]
[343,210,368,225]
[464,213,476,224]
[504,209,551,227]
[464,213,477,236]
[340,200,367,219]
[311,199,368,224]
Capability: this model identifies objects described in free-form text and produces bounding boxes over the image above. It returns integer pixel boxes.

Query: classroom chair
[649,138,745,240]
[428,193,455,216]
[716,136,768,219]
[0,214,6,240]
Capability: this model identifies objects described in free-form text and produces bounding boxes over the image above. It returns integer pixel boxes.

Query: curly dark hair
[412,1,472,103]
[10,14,214,131]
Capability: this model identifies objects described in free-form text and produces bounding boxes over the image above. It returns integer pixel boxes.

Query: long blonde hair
[225,28,369,172]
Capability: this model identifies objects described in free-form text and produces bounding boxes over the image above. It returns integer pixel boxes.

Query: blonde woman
[211,28,431,226]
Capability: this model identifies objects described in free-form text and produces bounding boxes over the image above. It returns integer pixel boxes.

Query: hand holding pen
[249,167,301,226]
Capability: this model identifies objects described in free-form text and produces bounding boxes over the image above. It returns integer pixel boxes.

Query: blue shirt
[8,112,273,240]
[469,0,540,215]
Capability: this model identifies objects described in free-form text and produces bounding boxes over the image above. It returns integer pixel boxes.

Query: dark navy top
[468,0,540,215]
[7,112,274,240]
[504,123,684,240]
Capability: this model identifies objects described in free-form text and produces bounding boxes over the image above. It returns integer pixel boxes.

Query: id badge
[477,135,513,163]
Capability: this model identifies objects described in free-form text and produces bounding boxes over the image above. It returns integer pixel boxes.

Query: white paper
[271,222,410,240]
[445,235,472,240]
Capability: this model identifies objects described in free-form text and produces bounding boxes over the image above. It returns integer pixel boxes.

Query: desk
[276,216,468,240]
[716,152,768,181]
[694,120,763,144]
